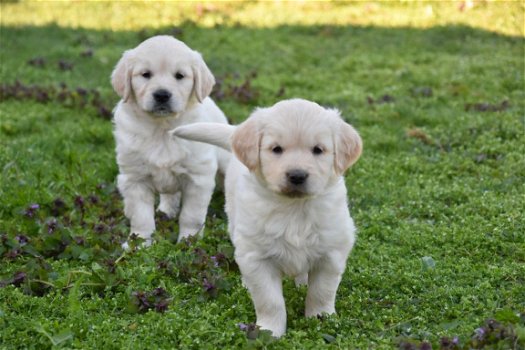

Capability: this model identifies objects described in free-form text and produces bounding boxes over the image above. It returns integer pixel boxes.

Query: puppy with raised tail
[111,35,230,248]
[172,99,362,337]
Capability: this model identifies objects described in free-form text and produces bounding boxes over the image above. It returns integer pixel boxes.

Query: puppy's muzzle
[281,170,309,197]
[286,169,309,186]
[152,89,174,114]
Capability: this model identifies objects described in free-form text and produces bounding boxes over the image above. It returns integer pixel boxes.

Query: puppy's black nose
[153,89,172,103]
[286,169,309,185]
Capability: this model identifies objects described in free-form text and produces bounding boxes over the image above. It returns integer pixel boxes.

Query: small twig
[29,279,56,288]
[64,270,93,289]
[115,251,127,264]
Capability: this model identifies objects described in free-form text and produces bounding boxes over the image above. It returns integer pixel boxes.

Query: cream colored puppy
[111,35,229,248]
[172,99,362,337]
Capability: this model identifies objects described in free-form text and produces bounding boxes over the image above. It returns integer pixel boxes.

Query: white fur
[111,35,229,247]
[172,99,362,337]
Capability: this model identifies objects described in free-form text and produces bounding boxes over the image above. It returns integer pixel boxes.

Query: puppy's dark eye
[272,146,283,154]
[312,146,323,155]
[142,71,152,79]
[175,72,184,80]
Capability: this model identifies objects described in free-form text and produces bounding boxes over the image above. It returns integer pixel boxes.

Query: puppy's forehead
[133,55,192,72]
[136,36,192,54]
[133,37,195,68]
[262,113,333,146]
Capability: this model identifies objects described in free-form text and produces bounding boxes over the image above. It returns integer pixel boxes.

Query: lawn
[0,1,524,349]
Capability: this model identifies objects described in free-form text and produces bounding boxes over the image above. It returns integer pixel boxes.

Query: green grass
[1,1,524,349]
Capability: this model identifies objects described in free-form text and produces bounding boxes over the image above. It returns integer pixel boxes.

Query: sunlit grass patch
[0,1,523,36]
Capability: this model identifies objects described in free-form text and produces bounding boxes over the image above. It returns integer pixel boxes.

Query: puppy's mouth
[279,186,310,198]
[150,104,175,116]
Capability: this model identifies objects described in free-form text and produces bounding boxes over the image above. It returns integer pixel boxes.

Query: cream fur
[172,99,362,337]
[111,35,229,248]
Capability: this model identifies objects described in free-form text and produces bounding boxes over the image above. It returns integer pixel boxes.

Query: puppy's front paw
[257,321,286,338]
[305,305,336,318]
[121,234,153,250]
[256,312,287,338]
[176,225,204,243]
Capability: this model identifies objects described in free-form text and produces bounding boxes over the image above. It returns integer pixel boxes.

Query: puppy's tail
[171,123,235,151]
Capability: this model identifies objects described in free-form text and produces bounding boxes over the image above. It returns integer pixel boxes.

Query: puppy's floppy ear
[191,52,215,103]
[333,113,363,175]
[111,50,133,102]
[231,117,261,171]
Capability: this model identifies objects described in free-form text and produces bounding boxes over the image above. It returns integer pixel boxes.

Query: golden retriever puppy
[111,35,229,248]
[172,99,362,337]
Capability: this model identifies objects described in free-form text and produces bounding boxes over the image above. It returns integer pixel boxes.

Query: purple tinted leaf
[24,203,40,218]
[419,342,431,350]
[202,278,215,291]
[47,218,58,234]
[474,327,485,340]
[28,57,46,67]
[58,60,74,71]
[74,236,85,245]
[74,196,85,209]
[88,194,99,205]
[152,287,167,297]
[15,234,29,246]
[93,223,106,234]
[154,299,169,313]
[465,100,510,112]
[5,249,21,259]
[51,198,67,216]
[12,271,27,287]
[80,48,94,57]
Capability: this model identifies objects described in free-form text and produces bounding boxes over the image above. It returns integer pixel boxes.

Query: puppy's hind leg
[157,192,181,219]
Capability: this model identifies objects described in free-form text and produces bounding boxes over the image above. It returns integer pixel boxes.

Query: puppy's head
[232,99,362,198]
[111,35,215,117]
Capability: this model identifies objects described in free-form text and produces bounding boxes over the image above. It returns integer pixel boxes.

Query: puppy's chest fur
[143,133,188,192]
[237,196,348,277]
[264,205,324,276]
[115,118,195,193]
